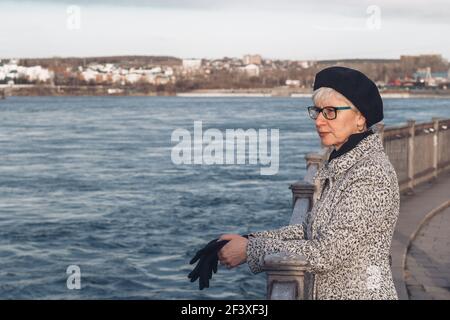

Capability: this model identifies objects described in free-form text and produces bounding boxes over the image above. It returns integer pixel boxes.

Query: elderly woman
[217,66,400,300]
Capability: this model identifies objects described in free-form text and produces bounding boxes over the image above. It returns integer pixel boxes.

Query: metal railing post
[407,119,416,191]
[432,117,440,180]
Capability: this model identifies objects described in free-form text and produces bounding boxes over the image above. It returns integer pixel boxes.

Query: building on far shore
[243,54,262,65]
[182,59,202,71]
[238,64,260,77]
[0,59,53,84]
[414,67,450,87]
[286,79,301,87]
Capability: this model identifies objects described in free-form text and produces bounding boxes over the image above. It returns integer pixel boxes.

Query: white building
[239,64,260,77]
[149,67,162,74]
[286,79,301,87]
[125,73,142,83]
[164,67,174,76]
[0,60,18,75]
[111,73,123,83]
[298,61,312,69]
[104,64,115,73]
[18,66,53,82]
[0,60,53,83]
[81,69,99,82]
[107,88,124,94]
[243,54,262,65]
[182,59,202,71]
[154,75,171,85]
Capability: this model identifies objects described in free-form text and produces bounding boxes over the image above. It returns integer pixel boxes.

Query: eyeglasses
[307,106,352,120]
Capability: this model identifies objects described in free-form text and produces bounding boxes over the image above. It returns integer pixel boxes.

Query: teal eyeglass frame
[307,106,352,120]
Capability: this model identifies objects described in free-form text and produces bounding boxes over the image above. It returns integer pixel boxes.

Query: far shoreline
[2,85,450,99]
[3,93,450,99]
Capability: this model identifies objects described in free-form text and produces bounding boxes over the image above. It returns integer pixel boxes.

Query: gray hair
[312,87,357,111]
[312,87,368,130]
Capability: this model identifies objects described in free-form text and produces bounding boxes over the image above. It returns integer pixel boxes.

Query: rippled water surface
[0,96,449,299]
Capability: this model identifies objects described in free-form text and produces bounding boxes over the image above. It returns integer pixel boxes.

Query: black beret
[313,66,383,128]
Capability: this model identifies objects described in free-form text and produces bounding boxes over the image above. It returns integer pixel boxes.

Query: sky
[1,0,449,61]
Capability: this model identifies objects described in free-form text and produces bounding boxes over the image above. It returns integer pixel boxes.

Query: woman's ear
[357,114,367,131]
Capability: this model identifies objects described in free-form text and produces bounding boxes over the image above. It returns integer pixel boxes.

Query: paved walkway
[391,170,450,300]
[405,206,450,299]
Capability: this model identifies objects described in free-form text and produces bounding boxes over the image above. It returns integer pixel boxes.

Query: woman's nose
[315,112,327,126]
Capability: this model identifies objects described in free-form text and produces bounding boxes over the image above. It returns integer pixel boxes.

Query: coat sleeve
[248,224,306,241]
[246,172,397,274]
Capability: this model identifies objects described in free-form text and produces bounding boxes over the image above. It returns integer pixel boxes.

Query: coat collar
[315,131,384,181]
[328,130,373,162]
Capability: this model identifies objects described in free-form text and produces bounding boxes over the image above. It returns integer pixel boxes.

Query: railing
[261,117,450,300]
[383,118,450,192]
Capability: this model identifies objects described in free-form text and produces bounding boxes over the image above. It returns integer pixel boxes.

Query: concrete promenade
[391,170,450,300]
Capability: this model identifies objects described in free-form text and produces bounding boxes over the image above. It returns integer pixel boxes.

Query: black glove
[188,235,249,290]
[188,238,229,290]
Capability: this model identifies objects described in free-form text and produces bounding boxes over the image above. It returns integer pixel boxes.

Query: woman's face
[314,94,366,150]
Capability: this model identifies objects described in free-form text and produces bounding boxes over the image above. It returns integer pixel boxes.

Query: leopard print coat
[246,132,400,300]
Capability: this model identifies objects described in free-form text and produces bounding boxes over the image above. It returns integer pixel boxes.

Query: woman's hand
[217,234,249,269]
